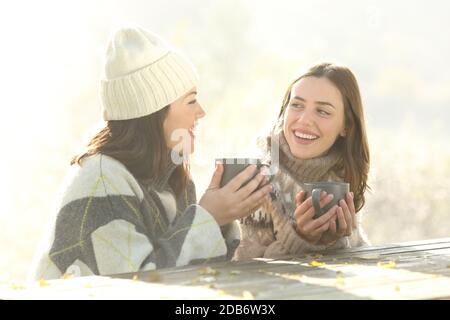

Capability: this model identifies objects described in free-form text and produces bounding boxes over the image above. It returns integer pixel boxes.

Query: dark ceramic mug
[216,158,272,189]
[303,181,349,218]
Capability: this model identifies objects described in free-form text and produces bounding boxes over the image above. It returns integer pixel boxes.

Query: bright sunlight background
[0,0,449,282]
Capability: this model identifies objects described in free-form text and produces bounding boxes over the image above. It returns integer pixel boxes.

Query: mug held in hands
[303,182,349,218]
[216,158,272,190]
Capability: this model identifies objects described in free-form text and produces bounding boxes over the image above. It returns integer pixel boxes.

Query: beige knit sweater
[234,133,370,260]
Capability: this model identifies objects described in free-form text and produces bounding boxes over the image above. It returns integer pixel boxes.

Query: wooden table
[2,238,450,300]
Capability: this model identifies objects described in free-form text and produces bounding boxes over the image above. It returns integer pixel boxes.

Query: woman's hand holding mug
[199,163,273,226]
[293,191,338,244]
[294,189,357,245]
[318,191,357,245]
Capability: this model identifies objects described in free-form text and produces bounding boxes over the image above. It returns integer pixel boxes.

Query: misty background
[0,0,449,283]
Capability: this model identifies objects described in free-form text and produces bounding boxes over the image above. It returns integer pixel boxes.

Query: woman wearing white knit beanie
[31,25,273,280]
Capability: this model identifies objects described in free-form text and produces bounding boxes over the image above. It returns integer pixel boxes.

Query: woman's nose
[296,109,313,126]
[197,104,206,119]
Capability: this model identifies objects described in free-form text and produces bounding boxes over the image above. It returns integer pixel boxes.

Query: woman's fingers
[206,163,224,190]
[294,195,315,220]
[235,173,266,199]
[336,207,347,236]
[242,193,269,218]
[295,191,305,206]
[297,222,327,244]
[238,183,273,216]
[294,192,331,221]
[295,194,335,239]
[302,205,338,234]
[339,199,353,236]
[225,164,258,192]
[329,216,337,234]
[310,221,330,238]
[347,192,357,229]
[295,206,315,229]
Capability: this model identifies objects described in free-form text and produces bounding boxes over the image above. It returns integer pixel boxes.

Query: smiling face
[163,87,205,154]
[282,76,346,160]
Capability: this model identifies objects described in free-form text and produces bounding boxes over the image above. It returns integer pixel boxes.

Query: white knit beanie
[100,26,199,120]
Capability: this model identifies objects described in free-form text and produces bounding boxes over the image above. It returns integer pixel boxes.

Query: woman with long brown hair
[31,26,272,279]
[235,62,371,260]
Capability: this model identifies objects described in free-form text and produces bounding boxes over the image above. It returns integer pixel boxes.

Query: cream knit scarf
[274,131,343,184]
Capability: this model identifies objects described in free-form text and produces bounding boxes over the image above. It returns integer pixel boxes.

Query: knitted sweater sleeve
[31,155,230,280]
[139,203,230,269]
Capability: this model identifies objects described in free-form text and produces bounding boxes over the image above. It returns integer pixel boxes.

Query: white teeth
[294,131,318,140]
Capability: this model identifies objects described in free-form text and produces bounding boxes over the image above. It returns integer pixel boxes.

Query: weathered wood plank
[2,238,450,300]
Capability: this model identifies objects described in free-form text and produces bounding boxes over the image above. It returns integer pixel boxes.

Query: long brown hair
[275,62,370,212]
[71,106,189,195]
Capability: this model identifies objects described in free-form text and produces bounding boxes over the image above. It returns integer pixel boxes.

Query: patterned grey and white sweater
[31,153,240,280]
[234,133,370,260]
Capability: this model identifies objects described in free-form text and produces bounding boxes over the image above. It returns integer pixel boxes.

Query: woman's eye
[290,103,303,109]
[318,110,330,116]
[188,100,197,105]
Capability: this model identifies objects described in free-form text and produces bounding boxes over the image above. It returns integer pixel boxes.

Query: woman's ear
[340,128,347,137]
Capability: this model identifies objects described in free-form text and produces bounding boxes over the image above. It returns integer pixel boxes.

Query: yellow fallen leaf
[309,260,326,267]
[62,274,74,280]
[395,285,400,292]
[198,267,220,276]
[11,283,25,290]
[242,290,255,299]
[39,279,49,287]
[132,275,139,281]
[377,261,396,269]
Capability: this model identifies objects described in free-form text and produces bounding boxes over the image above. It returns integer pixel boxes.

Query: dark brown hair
[71,106,189,195]
[275,62,370,212]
